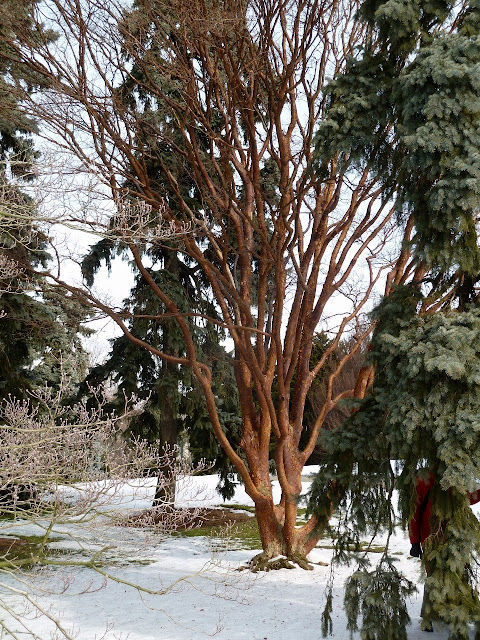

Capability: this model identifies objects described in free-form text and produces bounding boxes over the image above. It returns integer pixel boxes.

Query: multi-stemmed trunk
[249,474,321,568]
[233,427,325,568]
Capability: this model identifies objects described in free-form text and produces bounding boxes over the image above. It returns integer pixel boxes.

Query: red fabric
[409,475,480,545]
[409,474,435,544]
[469,489,480,506]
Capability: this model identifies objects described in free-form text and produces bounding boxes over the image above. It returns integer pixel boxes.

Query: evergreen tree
[79,5,244,499]
[0,0,88,399]
[82,248,241,499]
[315,0,480,287]
[309,288,480,639]
[307,0,480,636]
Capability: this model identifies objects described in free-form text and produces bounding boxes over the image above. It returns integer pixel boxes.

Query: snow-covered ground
[1,469,479,640]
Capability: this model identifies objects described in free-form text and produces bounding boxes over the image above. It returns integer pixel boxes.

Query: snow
[2,469,480,639]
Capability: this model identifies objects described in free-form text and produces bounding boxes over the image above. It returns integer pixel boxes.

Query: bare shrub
[0,365,226,639]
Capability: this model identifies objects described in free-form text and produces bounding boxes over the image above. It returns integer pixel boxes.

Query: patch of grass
[0,534,64,568]
[315,541,387,553]
[179,520,262,551]
[219,504,308,527]
[178,509,262,551]
[13,534,62,545]
[295,507,309,525]
[0,534,159,570]
[222,517,262,550]
[177,505,316,551]
[221,504,256,514]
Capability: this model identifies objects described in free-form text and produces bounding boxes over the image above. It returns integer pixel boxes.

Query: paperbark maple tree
[3,0,474,567]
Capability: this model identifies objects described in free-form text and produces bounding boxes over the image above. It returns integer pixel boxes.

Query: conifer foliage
[82,245,241,499]
[309,288,480,639]
[315,0,480,279]
[79,43,243,497]
[0,0,88,399]
[308,0,480,636]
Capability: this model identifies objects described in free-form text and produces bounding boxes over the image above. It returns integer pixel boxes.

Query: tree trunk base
[245,551,314,572]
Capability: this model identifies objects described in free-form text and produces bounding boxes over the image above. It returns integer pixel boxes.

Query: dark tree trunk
[153,386,178,508]
[153,253,182,509]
